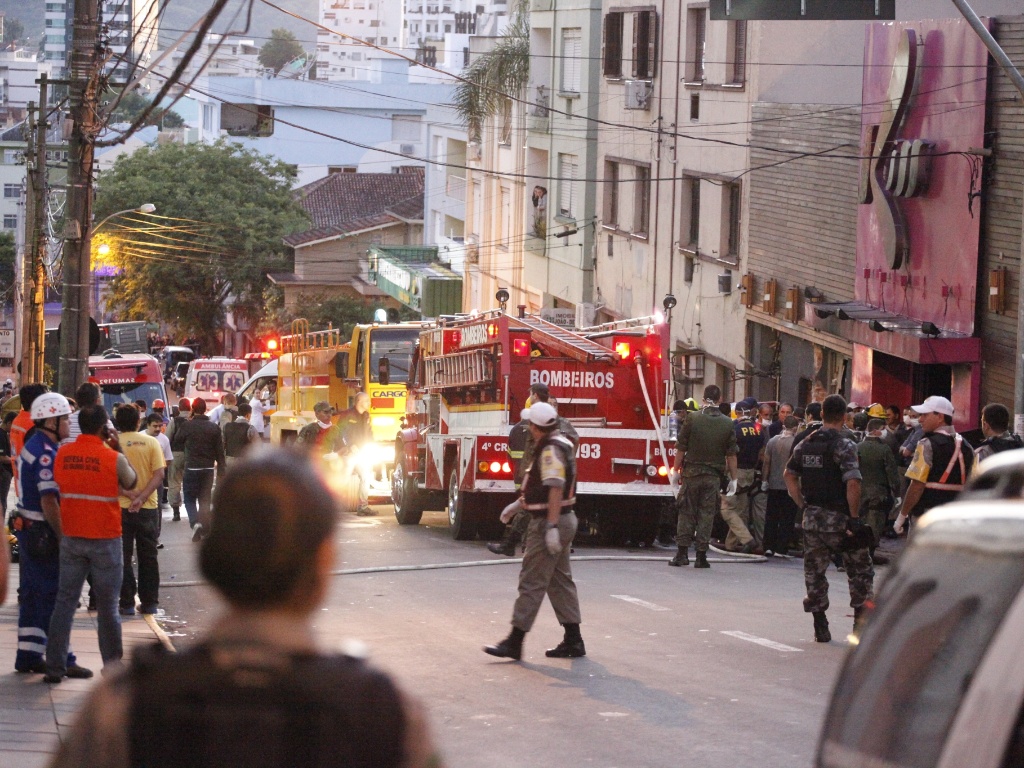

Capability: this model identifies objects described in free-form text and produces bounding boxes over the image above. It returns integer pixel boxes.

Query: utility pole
[19,75,49,384]
[58,0,102,396]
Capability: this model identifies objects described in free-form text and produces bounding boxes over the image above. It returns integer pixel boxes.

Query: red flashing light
[615,342,631,360]
[513,338,530,357]
[266,337,279,352]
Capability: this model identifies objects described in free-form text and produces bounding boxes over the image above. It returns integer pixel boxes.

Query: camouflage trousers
[675,473,722,553]
[802,530,874,614]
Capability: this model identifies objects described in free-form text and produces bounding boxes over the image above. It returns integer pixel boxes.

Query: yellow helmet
[866,403,886,418]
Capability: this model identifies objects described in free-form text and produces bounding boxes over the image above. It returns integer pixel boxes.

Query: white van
[183,358,248,410]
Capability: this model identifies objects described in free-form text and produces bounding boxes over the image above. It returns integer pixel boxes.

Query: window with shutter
[603,12,623,78]
[604,160,619,226]
[632,11,658,80]
[559,154,578,218]
[730,20,747,84]
[726,182,741,260]
[561,28,582,93]
[686,177,700,247]
[688,8,706,82]
[633,165,650,236]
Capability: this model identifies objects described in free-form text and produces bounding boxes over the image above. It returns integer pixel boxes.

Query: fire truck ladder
[509,315,616,363]
[424,348,494,389]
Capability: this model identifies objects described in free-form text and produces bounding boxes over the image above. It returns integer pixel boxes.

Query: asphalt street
[153,505,879,768]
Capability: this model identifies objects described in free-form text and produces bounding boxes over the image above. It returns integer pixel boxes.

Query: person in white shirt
[248,394,266,437]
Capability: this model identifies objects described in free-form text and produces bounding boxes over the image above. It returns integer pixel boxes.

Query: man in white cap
[894,395,975,534]
[484,401,584,661]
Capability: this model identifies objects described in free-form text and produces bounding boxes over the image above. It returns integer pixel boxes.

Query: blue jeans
[46,536,123,676]
[183,468,215,528]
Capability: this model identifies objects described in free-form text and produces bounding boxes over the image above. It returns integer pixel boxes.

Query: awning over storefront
[368,246,463,317]
[805,301,980,364]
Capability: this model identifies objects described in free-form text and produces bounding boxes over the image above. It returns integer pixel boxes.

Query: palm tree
[451,1,530,140]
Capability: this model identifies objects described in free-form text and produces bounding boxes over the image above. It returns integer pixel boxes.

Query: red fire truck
[392,310,676,542]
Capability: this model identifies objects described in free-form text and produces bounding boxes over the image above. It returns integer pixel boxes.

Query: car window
[818,517,1024,768]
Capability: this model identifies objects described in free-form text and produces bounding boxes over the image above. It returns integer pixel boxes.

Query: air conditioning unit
[624,80,651,111]
[575,302,595,329]
[400,144,415,154]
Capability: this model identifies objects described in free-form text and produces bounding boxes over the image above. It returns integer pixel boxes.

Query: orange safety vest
[54,434,123,539]
[10,409,34,497]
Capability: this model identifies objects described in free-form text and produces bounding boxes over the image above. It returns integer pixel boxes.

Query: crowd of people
[661,385,1004,641]
[1,380,441,767]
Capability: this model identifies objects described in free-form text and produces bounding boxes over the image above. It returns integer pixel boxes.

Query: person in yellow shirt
[113,404,166,616]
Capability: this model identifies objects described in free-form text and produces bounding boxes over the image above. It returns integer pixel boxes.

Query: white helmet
[521,401,558,428]
[31,392,73,421]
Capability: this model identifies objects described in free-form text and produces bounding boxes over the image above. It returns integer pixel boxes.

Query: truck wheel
[392,456,423,525]
[448,472,478,541]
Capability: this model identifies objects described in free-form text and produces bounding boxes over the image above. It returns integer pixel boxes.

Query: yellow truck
[270,318,425,496]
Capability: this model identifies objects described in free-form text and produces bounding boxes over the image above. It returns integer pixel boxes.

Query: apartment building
[316,0,404,81]
[592,2,753,400]
[44,0,159,81]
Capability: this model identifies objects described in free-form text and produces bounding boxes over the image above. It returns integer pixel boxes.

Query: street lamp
[58,203,156,395]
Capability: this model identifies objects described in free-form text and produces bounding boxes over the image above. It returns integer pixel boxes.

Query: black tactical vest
[129,641,406,768]
[223,420,252,458]
[522,433,576,514]
[169,415,189,451]
[799,430,849,512]
[917,432,973,513]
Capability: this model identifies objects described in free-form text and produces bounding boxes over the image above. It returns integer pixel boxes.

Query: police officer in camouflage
[785,394,873,642]
[668,385,739,569]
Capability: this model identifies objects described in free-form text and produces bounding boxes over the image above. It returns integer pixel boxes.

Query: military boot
[546,623,586,658]
[484,627,525,660]
[853,605,868,635]
[812,611,831,643]
[668,546,689,567]
[694,551,711,569]
[487,527,517,556]
[172,506,180,522]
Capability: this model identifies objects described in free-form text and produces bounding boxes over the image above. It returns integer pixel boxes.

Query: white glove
[726,478,738,496]
[545,526,562,555]
[760,481,769,492]
[893,513,907,535]
[500,501,519,525]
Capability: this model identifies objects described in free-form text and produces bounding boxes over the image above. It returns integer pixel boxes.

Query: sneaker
[191,523,204,542]
[764,549,775,558]
[355,506,376,517]
[65,664,93,679]
[139,604,159,615]
[119,605,136,616]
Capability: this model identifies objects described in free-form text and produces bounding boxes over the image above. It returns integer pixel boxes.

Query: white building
[143,35,264,97]
[44,0,159,81]
[316,0,404,81]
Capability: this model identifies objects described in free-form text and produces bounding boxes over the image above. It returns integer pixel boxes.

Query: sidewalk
[0,562,169,768]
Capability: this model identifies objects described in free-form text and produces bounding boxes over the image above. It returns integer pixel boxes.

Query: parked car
[816,448,1024,768]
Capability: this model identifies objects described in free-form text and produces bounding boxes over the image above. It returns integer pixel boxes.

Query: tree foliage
[259,28,305,73]
[264,290,417,337]
[0,231,15,305]
[2,17,24,47]
[451,1,530,140]
[96,141,308,352]
[102,88,185,129]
